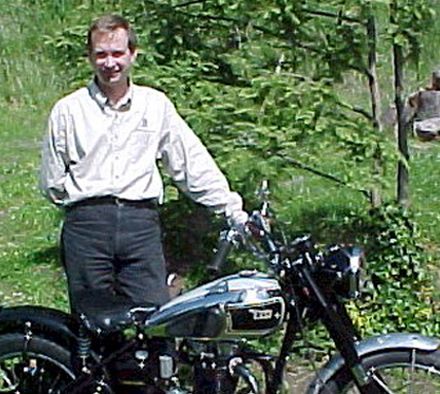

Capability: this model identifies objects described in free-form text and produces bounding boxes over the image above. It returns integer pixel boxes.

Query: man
[40,14,247,312]
[404,69,440,141]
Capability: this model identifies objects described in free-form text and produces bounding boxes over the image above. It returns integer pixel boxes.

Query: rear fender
[0,305,78,348]
[307,333,440,393]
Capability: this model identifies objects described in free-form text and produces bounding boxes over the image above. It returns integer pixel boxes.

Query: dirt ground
[285,363,318,393]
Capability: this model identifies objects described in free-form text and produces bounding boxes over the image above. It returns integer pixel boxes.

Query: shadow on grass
[25,245,61,267]
[160,199,220,276]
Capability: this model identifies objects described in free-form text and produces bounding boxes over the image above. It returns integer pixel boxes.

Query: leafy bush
[349,204,439,336]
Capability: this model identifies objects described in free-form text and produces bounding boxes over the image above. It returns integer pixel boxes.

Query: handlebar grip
[207,238,233,277]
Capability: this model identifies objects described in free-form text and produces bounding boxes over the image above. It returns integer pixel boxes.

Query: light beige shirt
[40,81,244,220]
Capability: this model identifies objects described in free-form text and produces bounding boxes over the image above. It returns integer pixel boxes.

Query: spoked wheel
[0,333,75,393]
[320,348,440,393]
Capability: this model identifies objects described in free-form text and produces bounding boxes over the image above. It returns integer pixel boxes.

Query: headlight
[319,245,365,299]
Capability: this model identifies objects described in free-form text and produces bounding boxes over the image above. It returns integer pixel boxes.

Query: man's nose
[104,55,116,68]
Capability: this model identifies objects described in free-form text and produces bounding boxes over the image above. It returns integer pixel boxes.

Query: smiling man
[40,14,247,314]
[88,18,137,104]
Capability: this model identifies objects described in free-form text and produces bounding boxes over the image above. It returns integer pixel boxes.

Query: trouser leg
[61,205,116,312]
[114,207,170,306]
[61,204,169,311]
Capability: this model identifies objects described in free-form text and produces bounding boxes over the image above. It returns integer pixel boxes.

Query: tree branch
[173,0,209,9]
[276,153,371,199]
[174,9,328,57]
[177,11,239,24]
[337,100,373,121]
[300,6,363,24]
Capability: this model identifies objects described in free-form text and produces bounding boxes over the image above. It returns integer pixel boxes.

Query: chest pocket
[129,127,155,147]
[128,119,158,164]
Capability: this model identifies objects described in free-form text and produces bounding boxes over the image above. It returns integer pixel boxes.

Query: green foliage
[349,204,439,336]
[387,0,436,64]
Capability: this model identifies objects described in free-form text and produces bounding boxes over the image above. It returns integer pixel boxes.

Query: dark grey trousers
[61,203,170,311]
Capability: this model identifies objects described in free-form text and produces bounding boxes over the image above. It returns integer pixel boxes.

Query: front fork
[267,308,299,394]
[299,264,383,394]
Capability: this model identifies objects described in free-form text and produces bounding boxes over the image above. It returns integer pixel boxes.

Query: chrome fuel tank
[144,271,285,339]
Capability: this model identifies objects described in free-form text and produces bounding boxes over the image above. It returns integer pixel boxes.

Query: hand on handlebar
[229,210,271,243]
[207,211,249,278]
[208,208,275,278]
[228,209,249,229]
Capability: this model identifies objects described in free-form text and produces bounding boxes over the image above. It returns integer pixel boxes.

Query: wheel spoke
[0,334,80,394]
[370,371,395,394]
[47,370,64,393]
[372,364,440,393]
[0,358,24,393]
[408,349,416,394]
[324,348,440,394]
[0,371,13,389]
[1,354,71,394]
[37,360,45,394]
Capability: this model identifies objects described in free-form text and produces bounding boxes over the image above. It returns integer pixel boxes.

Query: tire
[0,332,76,393]
[319,348,440,393]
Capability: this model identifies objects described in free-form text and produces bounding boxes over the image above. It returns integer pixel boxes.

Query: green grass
[411,142,440,240]
[0,2,69,309]
[0,103,68,308]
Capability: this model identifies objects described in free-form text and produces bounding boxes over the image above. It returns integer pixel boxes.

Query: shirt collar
[88,79,133,111]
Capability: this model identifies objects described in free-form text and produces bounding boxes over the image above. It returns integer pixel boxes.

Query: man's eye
[113,51,125,58]
[95,52,107,60]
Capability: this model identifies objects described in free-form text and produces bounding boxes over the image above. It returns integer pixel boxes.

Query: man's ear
[131,48,138,63]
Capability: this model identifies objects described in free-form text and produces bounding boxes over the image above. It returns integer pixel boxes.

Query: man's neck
[97,80,129,106]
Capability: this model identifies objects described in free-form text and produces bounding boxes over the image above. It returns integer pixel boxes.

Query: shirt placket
[109,109,122,190]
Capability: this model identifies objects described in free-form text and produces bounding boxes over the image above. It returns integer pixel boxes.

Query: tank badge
[248,309,273,320]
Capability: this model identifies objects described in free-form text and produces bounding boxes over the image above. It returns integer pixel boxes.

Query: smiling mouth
[101,70,120,78]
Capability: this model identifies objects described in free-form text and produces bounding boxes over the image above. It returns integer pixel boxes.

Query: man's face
[89,27,137,89]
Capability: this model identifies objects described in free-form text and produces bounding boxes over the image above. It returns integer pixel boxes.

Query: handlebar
[206,229,236,277]
[207,210,279,278]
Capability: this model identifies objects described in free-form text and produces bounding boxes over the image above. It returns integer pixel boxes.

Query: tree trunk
[391,0,410,207]
[366,11,383,207]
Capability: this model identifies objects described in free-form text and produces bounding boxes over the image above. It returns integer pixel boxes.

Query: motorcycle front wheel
[0,332,76,393]
[319,348,440,393]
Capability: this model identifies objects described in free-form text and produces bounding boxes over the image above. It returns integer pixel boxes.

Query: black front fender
[307,333,440,393]
[0,305,78,348]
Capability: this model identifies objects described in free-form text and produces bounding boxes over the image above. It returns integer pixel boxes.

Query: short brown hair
[87,14,137,53]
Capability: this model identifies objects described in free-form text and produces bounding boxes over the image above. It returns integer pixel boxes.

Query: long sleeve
[159,98,244,221]
[39,106,69,205]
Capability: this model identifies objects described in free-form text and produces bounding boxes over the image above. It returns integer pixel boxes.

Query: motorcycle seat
[74,290,158,334]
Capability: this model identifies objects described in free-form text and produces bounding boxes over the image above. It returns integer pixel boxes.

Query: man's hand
[228,210,249,229]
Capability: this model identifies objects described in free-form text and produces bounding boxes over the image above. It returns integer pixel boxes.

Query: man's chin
[98,75,124,87]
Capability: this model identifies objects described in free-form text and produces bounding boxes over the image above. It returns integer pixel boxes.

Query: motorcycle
[0,183,439,393]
